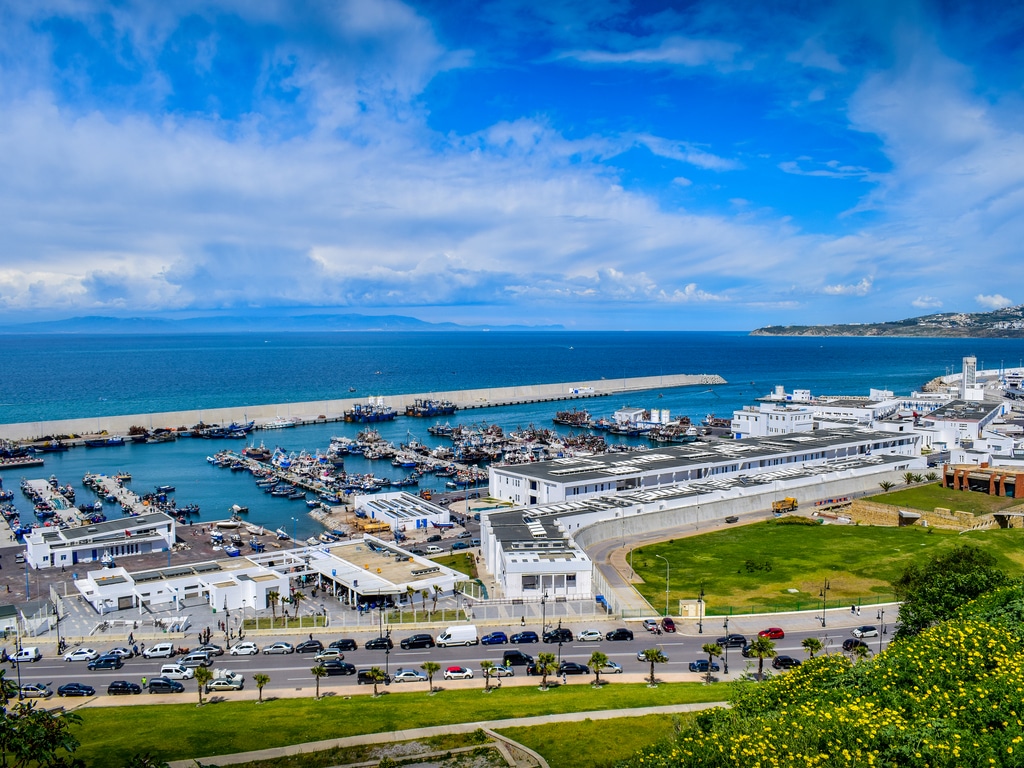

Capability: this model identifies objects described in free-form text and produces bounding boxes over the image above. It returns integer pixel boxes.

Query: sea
[1,331,1021,540]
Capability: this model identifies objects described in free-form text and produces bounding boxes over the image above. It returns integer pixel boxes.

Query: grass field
[631,523,1024,615]
[871,483,1023,516]
[73,682,725,765]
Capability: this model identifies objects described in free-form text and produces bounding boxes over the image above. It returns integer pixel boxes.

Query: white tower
[960,356,977,400]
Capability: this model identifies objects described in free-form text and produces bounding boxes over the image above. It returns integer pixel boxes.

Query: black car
[843,638,871,653]
[510,631,539,644]
[558,661,589,675]
[772,655,802,670]
[605,628,634,641]
[295,640,324,654]
[716,634,747,649]
[357,669,391,685]
[329,638,358,651]
[88,655,123,670]
[688,659,721,673]
[57,682,95,697]
[502,649,534,667]
[147,677,184,694]
[427,534,442,542]
[543,628,573,643]
[399,634,435,650]
[107,680,142,695]
[322,660,357,676]
[365,636,394,650]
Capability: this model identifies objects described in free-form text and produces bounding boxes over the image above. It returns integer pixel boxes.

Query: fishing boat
[223,545,241,557]
[263,417,298,430]
[404,398,458,417]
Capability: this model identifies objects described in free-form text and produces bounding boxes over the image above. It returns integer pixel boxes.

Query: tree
[254,673,270,704]
[878,480,895,492]
[902,471,916,485]
[925,471,938,482]
[893,544,1011,639]
[291,591,306,620]
[480,660,495,692]
[535,652,557,690]
[700,643,722,684]
[639,648,668,687]
[748,636,776,682]
[194,666,213,706]
[431,585,443,614]
[266,590,280,626]
[0,701,84,768]
[801,637,823,658]
[406,585,415,616]
[850,644,871,663]
[588,650,609,686]
[122,753,170,768]
[421,661,441,693]
[311,664,327,699]
[421,589,430,614]
[368,666,387,697]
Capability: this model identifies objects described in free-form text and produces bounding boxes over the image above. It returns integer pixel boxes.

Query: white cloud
[822,277,873,296]
[560,35,740,69]
[672,176,692,187]
[912,296,942,309]
[976,293,1013,310]
[786,38,844,73]
[635,134,741,171]
[778,159,874,180]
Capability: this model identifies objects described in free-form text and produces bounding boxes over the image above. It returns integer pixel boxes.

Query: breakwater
[0,372,726,441]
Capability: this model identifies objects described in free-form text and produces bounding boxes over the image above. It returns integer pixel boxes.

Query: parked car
[142,643,176,659]
[480,632,508,645]
[543,628,573,643]
[741,644,754,658]
[263,642,295,655]
[443,666,474,680]
[716,634,747,649]
[399,634,435,650]
[688,659,720,673]
[451,541,470,551]
[758,627,785,640]
[601,660,623,674]
[852,625,879,638]
[772,655,802,670]
[577,629,603,642]
[229,642,260,656]
[57,682,95,697]
[314,648,345,662]
[63,648,99,662]
[511,631,539,644]
[605,628,634,642]
[20,684,52,698]
[365,636,394,650]
[158,663,194,680]
[357,669,390,685]
[295,640,323,654]
[11,647,41,663]
[426,534,442,542]
[206,676,244,692]
[725,515,740,524]
[642,619,659,633]
[661,617,677,633]
[502,649,534,667]
[107,680,142,695]
[638,650,669,662]
[194,644,224,657]
[843,638,872,653]
[329,638,358,651]
[392,668,427,683]
[558,661,590,675]
[148,677,185,694]
[456,531,471,539]
[87,655,123,671]
[182,651,214,668]
[492,665,515,677]
[322,661,357,676]
[105,646,136,659]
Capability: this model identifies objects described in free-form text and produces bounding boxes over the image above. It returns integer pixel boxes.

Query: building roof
[36,512,173,545]
[927,400,1001,423]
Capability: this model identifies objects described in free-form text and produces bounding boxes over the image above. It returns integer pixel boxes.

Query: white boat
[263,417,298,430]
[275,527,289,540]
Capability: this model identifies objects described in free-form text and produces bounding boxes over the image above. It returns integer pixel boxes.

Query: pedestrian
[132,644,138,656]
[521,616,526,626]
[561,672,567,686]
[60,565,64,573]
[140,641,145,654]
[850,604,856,615]
[309,633,313,642]
[141,676,147,688]
[856,607,861,616]
[128,633,134,645]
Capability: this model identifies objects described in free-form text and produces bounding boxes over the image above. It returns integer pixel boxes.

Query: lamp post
[557,639,563,666]
[540,590,548,637]
[819,580,830,627]
[876,608,886,653]
[291,517,298,550]
[722,616,730,674]
[698,582,705,634]
[51,600,61,654]
[14,618,23,700]
[655,554,670,617]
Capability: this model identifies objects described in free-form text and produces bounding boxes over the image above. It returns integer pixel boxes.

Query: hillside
[752,305,1024,337]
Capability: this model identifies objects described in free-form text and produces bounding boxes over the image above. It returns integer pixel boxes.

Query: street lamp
[698,582,705,635]
[557,639,563,666]
[291,517,298,550]
[819,580,831,627]
[876,609,886,653]
[540,590,548,637]
[655,554,670,617]
[722,616,730,674]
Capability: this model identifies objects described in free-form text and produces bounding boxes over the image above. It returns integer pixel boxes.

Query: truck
[772,497,798,514]
[436,624,479,647]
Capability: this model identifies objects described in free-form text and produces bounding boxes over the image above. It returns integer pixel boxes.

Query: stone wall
[845,499,994,530]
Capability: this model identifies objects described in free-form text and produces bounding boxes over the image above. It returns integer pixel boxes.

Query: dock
[0,372,726,441]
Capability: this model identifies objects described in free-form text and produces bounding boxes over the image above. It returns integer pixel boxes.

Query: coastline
[0,372,725,441]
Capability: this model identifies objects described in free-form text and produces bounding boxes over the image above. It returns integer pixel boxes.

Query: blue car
[481,632,508,645]
[688,660,720,673]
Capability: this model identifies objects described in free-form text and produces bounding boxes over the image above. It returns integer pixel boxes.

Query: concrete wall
[0,372,726,440]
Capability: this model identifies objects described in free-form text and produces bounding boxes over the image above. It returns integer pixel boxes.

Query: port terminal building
[24,512,176,571]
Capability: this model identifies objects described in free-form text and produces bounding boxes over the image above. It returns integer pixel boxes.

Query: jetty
[0,372,726,441]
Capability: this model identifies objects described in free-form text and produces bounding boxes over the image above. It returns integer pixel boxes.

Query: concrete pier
[0,372,726,441]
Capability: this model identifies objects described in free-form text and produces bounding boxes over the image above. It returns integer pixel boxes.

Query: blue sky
[0,0,1022,330]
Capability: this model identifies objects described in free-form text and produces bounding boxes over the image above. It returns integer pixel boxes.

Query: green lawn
[872,483,1023,516]
[631,523,1024,615]
[73,683,725,765]
[499,712,698,768]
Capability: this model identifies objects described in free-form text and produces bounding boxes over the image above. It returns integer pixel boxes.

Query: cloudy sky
[0,0,1022,330]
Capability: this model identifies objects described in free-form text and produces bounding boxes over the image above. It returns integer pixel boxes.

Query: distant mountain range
[752,305,1024,337]
[0,313,564,334]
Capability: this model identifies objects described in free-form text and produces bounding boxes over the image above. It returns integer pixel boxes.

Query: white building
[24,512,175,570]
[353,491,451,538]
[731,403,814,438]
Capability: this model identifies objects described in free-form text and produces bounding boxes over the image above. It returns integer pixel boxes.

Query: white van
[12,647,41,663]
[425,545,443,555]
[181,651,213,668]
[436,624,479,647]
[159,663,195,680]
[143,642,176,659]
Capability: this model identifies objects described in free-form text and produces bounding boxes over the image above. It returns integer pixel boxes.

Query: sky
[0,0,1022,331]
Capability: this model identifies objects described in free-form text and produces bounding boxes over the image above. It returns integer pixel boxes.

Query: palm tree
[801,637,823,659]
[291,591,306,621]
[912,473,924,483]
[903,471,916,485]
[254,673,270,703]
[589,650,609,686]
[536,652,557,690]
[878,480,895,492]
[749,636,776,682]
[368,666,387,697]
[406,585,415,616]
[311,664,327,699]
[639,648,668,687]
[851,644,872,663]
[266,590,280,626]
[431,585,443,614]
[194,666,213,706]
[925,471,938,482]
[700,642,722,684]
[421,589,430,614]
[421,661,441,693]
[480,660,495,692]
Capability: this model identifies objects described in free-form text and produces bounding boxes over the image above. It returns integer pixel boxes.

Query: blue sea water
[1,331,1021,539]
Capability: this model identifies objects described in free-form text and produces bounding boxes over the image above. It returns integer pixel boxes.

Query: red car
[661,617,676,633]
[758,627,785,640]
